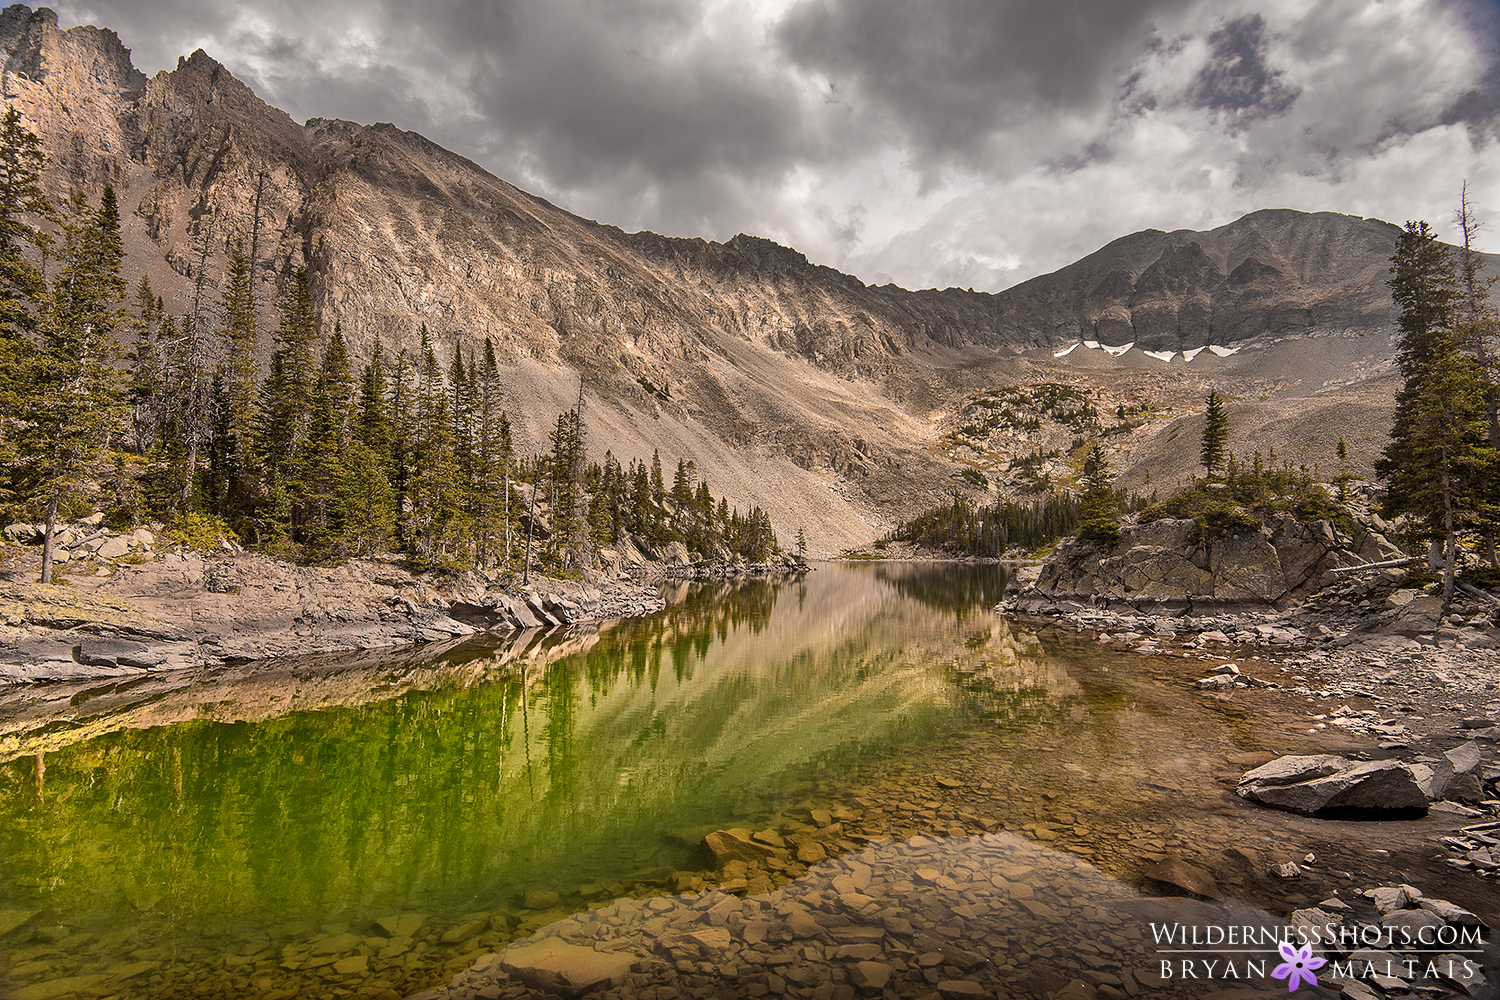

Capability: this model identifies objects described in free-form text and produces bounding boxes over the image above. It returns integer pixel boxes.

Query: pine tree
[218,237,260,525]
[1454,184,1500,565]
[257,267,318,521]
[404,336,469,568]
[387,346,415,531]
[547,404,588,572]
[0,105,52,414]
[672,458,694,505]
[18,188,128,582]
[358,337,392,461]
[299,325,354,555]
[1377,220,1498,605]
[1200,390,1229,479]
[1077,444,1121,546]
[471,337,511,568]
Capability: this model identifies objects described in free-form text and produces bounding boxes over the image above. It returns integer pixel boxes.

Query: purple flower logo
[1271,942,1326,993]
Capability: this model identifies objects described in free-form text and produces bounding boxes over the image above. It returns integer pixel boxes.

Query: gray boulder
[1238,755,1428,815]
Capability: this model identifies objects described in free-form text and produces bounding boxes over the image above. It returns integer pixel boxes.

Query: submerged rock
[497,938,638,996]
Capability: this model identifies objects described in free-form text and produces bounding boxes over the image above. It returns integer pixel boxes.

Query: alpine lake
[0,564,1493,1000]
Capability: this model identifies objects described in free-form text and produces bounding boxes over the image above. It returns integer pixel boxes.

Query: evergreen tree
[1200,390,1229,479]
[257,267,318,521]
[404,336,469,568]
[0,105,52,439]
[1454,184,1500,564]
[298,325,355,555]
[17,188,128,582]
[1077,444,1121,546]
[387,346,415,531]
[547,404,588,572]
[672,458,694,505]
[218,237,260,525]
[471,338,511,568]
[1377,220,1498,604]
[359,337,392,462]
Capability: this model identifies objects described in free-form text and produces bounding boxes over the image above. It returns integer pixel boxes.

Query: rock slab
[497,938,637,997]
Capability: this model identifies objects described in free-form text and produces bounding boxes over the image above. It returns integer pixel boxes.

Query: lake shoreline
[0,541,807,687]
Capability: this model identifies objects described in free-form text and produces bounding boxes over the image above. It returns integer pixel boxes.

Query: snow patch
[1142,349,1176,362]
[1208,344,1239,357]
[1103,342,1134,357]
[1053,342,1081,357]
[1083,339,1102,350]
[1181,347,1206,362]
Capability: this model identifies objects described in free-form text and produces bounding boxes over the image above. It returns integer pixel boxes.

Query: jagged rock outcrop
[1013,510,1405,612]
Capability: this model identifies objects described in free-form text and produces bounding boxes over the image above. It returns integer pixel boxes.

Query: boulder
[1238,756,1428,816]
[98,536,130,559]
[3,523,40,544]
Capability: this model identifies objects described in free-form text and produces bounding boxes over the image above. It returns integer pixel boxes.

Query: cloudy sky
[51,0,1500,292]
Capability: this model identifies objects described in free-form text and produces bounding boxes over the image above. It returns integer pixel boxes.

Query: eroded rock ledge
[0,540,668,685]
[1009,510,1405,615]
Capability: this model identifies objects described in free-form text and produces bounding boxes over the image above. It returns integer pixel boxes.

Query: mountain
[0,5,1429,549]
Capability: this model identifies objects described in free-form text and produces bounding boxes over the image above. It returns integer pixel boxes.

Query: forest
[0,108,781,582]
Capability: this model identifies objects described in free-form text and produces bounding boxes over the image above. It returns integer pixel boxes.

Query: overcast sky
[51,0,1500,292]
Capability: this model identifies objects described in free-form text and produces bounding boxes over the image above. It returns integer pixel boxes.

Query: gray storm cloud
[50,0,1500,291]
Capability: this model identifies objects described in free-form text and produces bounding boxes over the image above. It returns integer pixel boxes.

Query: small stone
[787,910,824,939]
[311,932,361,955]
[850,961,892,991]
[704,829,775,865]
[441,917,488,944]
[523,891,562,910]
[797,841,827,864]
[332,954,368,975]
[1143,856,1220,899]
[1272,862,1301,879]
[936,981,988,997]
[373,913,427,938]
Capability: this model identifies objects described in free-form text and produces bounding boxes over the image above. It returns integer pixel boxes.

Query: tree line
[0,107,781,582]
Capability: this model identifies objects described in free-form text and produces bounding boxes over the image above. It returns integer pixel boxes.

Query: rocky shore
[417,833,1491,1000]
[0,519,674,686]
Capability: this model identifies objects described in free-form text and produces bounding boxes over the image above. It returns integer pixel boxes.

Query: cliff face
[0,5,1423,545]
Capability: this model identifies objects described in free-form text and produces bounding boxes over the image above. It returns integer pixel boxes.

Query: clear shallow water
[0,564,1490,999]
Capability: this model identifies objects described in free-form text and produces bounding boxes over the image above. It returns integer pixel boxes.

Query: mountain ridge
[0,4,1431,548]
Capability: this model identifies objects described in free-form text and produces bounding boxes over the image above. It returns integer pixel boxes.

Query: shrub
[162,512,232,551]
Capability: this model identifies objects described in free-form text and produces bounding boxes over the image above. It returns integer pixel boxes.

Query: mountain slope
[0,5,1429,549]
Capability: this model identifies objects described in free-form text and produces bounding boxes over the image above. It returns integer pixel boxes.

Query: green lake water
[0,563,1489,1000]
[0,565,1020,998]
